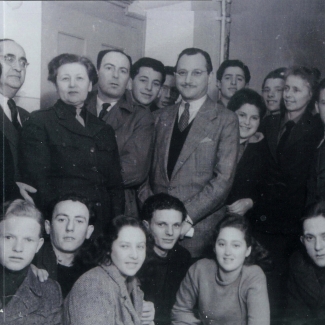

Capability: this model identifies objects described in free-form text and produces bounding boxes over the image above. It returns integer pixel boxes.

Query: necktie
[178,103,190,132]
[7,99,21,130]
[99,103,111,120]
[276,120,295,161]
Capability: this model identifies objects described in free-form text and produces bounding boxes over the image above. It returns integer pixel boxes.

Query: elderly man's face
[175,53,210,102]
[301,216,325,267]
[0,41,27,97]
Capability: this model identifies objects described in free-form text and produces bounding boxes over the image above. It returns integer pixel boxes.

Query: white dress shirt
[96,96,117,117]
[178,95,207,124]
[0,93,22,125]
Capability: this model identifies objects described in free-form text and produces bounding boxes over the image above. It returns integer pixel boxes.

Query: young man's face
[147,209,183,256]
[218,66,246,102]
[316,88,325,124]
[301,216,325,267]
[132,66,163,106]
[46,200,94,254]
[0,216,43,271]
[156,74,179,108]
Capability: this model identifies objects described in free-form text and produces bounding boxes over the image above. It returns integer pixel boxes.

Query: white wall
[0,1,42,111]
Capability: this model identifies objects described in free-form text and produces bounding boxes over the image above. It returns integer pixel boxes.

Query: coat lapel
[265,115,281,161]
[171,98,218,179]
[0,105,19,148]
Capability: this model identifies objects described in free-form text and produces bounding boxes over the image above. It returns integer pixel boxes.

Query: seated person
[155,66,180,110]
[226,88,267,216]
[130,57,165,112]
[286,201,325,324]
[307,78,325,206]
[0,199,62,324]
[33,194,95,298]
[216,59,251,108]
[171,214,270,325]
[138,193,191,325]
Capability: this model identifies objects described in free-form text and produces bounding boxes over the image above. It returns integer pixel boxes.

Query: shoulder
[173,243,191,259]
[241,265,266,284]
[27,106,55,124]
[189,258,217,277]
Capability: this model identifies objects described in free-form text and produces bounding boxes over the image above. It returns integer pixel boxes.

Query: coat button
[91,166,98,172]
[96,202,101,207]
[260,215,267,221]
[90,147,95,153]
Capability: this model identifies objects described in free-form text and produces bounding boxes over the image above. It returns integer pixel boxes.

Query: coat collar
[0,105,20,147]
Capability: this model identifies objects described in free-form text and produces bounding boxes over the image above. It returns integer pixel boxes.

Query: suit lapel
[265,115,281,161]
[17,106,30,124]
[171,98,218,179]
[0,105,19,148]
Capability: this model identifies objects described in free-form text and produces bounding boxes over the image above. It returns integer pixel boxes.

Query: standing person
[139,48,239,259]
[0,39,34,203]
[86,50,155,218]
[254,66,323,319]
[155,66,180,110]
[19,54,124,234]
[64,215,154,325]
[138,193,191,325]
[216,59,251,108]
[226,88,267,217]
[307,78,325,206]
[261,68,287,116]
[0,199,62,324]
[171,214,270,325]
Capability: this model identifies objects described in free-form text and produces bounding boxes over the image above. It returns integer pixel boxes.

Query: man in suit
[0,39,32,203]
[140,48,239,258]
[86,50,154,218]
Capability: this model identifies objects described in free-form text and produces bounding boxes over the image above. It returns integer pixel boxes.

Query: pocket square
[200,137,213,143]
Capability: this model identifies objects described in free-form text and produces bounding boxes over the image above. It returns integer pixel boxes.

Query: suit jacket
[0,266,62,325]
[64,264,144,325]
[86,90,155,218]
[142,97,239,257]
[0,104,29,203]
[19,100,125,223]
[255,111,323,233]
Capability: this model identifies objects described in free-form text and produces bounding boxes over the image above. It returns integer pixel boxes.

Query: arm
[246,268,270,325]
[171,267,201,325]
[185,113,239,224]
[43,280,63,325]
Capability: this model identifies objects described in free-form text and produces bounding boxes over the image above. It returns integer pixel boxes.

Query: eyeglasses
[175,69,207,78]
[0,54,29,69]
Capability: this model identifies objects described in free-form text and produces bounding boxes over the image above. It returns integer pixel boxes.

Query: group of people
[0,37,325,325]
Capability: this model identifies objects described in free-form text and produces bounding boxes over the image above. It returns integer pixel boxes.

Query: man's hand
[227,198,253,216]
[141,300,155,325]
[30,264,49,282]
[180,221,193,239]
[16,182,37,204]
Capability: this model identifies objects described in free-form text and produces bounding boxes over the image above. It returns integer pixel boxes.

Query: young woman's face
[110,226,146,278]
[284,75,312,114]
[215,227,251,276]
[262,78,284,112]
[235,104,260,142]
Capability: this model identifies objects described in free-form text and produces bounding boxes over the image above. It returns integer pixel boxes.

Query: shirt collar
[179,95,207,123]
[96,95,117,116]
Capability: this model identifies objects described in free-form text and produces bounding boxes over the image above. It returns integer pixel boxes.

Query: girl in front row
[171,214,270,325]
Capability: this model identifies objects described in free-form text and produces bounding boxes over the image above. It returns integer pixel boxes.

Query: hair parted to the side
[96,49,132,71]
[1,199,44,237]
[213,213,272,271]
[130,57,166,84]
[228,88,267,118]
[47,53,98,85]
[175,48,213,75]
[217,59,251,83]
[140,193,187,223]
[89,215,153,266]
[301,201,325,233]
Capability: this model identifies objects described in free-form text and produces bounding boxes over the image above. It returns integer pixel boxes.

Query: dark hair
[165,66,176,76]
[175,48,213,75]
[46,193,96,226]
[0,38,15,44]
[213,214,272,270]
[141,193,187,223]
[261,67,287,89]
[47,53,98,85]
[301,201,325,233]
[91,215,153,266]
[130,57,166,84]
[228,88,267,118]
[1,199,44,237]
[217,59,251,83]
[316,78,325,102]
[96,49,132,71]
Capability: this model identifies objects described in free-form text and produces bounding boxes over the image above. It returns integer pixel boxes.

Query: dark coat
[19,100,125,226]
[0,105,30,203]
[86,91,154,218]
[0,266,62,325]
[255,111,323,234]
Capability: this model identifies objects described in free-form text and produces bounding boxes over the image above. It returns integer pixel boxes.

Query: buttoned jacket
[0,266,62,325]
[64,263,144,325]
[142,97,239,257]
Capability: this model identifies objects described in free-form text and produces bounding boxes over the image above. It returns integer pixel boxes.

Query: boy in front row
[0,199,62,324]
